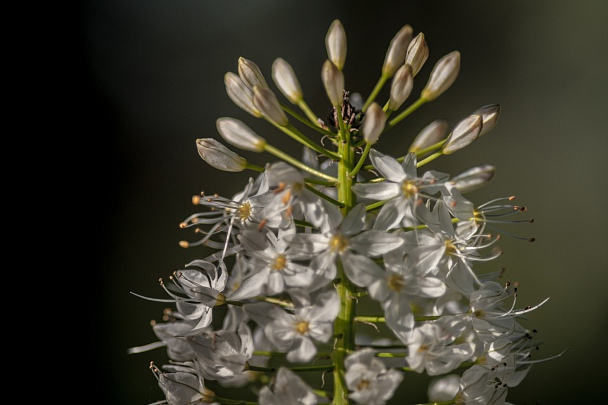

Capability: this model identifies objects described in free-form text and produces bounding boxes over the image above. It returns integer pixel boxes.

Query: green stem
[384,97,427,133]
[347,142,372,178]
[305,178,337,187]
[245,162,265,172]
[282,101,336,138]
[362,73,390,112]
[305,184,345,207]
[263,143,338,182]
[365,200,387,212]
[417,151,443,167]
[268,118,340,160]
[247,364,334,373]
[211,396,259,405]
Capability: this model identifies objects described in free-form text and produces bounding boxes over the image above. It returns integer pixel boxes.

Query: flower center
[237,202,252,221]
[295,321,310,335]
[329,234,349,253]
[401,181,418,198]
[272,254,287,271]
[387,274,405,292]
[356,379,371,391]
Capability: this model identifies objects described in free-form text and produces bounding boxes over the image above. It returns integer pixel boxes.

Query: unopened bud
[322,59,344,107]
[382,25,413,77]
[196,138,248,172]
[421,51,460,101]
[405,32,429,76]
[409,119,448,152]
[388,64,413,110]
[272,58,303,104]
[473,104,501,136]
[441,114,482,154]
[224,72,262,118]
[361,102,386,144]
[253,86,289,126]
[216,117,267,152]
[325,19,347,70]
[238,57,268,90]
[450,164,496,193]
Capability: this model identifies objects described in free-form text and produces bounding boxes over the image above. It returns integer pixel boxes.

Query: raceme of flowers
[129,19,560,405]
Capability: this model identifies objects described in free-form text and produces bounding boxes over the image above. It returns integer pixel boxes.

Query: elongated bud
[388,64,413,110]
[421,51,461,101]
[272,58,303,104]
[224,72,262,118]
[408,119,448,152]
[450,164,496,193]
[216,117,267,152]
[238,57,268,90]
[441,114,482,154]
[196,138,248,172]
[322,59,344,107]
[473,104,501,136]
[405,32,429,76]
[252,86,289,126]
[383,25,413,77]
[326,19,346,70]
[361,102,386,144]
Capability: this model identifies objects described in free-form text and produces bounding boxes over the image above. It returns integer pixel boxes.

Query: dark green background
[81,1,607,403]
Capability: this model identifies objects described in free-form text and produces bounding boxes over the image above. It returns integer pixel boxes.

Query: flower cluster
[129,19,558,405]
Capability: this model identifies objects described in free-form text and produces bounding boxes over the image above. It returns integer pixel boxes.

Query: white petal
[341,251,385,287]
[352,182,401,201]
[350,230,404,256]
[369,149,407,182]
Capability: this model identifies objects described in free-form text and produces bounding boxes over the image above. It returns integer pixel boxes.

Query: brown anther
[150,320,156,326]
[179,223,187,228]
[509,196,516,201]
[274,182,287,193]
[192,195,201,204]
[257,219,267,230]
[281,189,292,205]
[285,205,293,218]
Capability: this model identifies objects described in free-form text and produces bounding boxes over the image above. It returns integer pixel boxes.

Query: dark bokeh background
[80,1,607,403]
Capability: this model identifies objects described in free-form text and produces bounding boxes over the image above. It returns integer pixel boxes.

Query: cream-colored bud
[325,19,347,70]
[238,57,269,90]
[361,102,386,144]
[405,32,429,76]
[252,86,289,126]
[272,58,303,104]
[388,64,413,110]
[383,25,413,77]
[473,104,501,136]
[408,119,448,153]
[421,51,461,101]
[322,59,344,107]
[216,117,267,152]
[196,138,248,172]
[450,164,496,193]
[442,114,482,154]
[224,72,262,118]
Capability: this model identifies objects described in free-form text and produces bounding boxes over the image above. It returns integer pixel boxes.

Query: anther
[179,241,189,248]
[192,195,201,204]
[528,237,536,242]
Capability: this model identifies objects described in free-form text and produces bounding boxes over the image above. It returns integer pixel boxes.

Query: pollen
[387,274,405,292]
[237,202,252,221]
[401,181,418,198]
[295,321,310,334]
[272,254,287,270]
[356,379,371,391]
[329,234,349,253]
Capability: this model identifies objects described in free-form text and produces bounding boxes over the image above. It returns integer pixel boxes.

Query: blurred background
[80,1,607,403]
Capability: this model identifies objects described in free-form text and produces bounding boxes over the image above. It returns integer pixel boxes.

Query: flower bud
[441,114,482,154]
[408,119,448,153]
[361,102,386,144]
[196,138,248,172]
[421,51,461,101]
[449,164,496,193]
[238,57,268,90]
[473,104,501,136]
[322,59,344,107]
[382,25,413,77]
[224,72,262,118]
[272,58,303,104]
[405,32,429,76]
[252,86,289,126]
[216,117,267,152]
[325,19,347,70]
[388,64,413,110]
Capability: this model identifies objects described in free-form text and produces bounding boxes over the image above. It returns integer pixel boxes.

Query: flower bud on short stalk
[450,164,496,193]
[406,32,429,76]
[326,19,347,70]
[253,86,289,126]
[224,72,262,118]
[361,102,386,144]
[272,58,303,104]
[388,64,414,111]
[441,114,482,154]
[196,138,248,172]
[238,57,268,90]
[409,119,448,153]
[473,104,501,136]
[421,51,461,101]
[382,25,413,77]
[216,117,267,152]
[322,59,345,107]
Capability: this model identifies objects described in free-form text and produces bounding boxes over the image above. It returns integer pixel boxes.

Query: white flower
[258,367,318,405]
[344,348,403,405]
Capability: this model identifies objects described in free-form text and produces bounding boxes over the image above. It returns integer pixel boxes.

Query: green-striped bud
[361,102,386,144]
[388,64,414,111]
[325,19,347,70]
[216,117,267,152]
[253,86,289,126]
[405,32,429,76]
[238,57,269,90]
[474,104,501,136]
[196,138,248,172]
[408,119,448,153]
[442,114,482,154]
[322,59,344,107]
[421,51,461,101]
[224,72,262,118]
[383,25,413,77]
[272,58,303,104]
